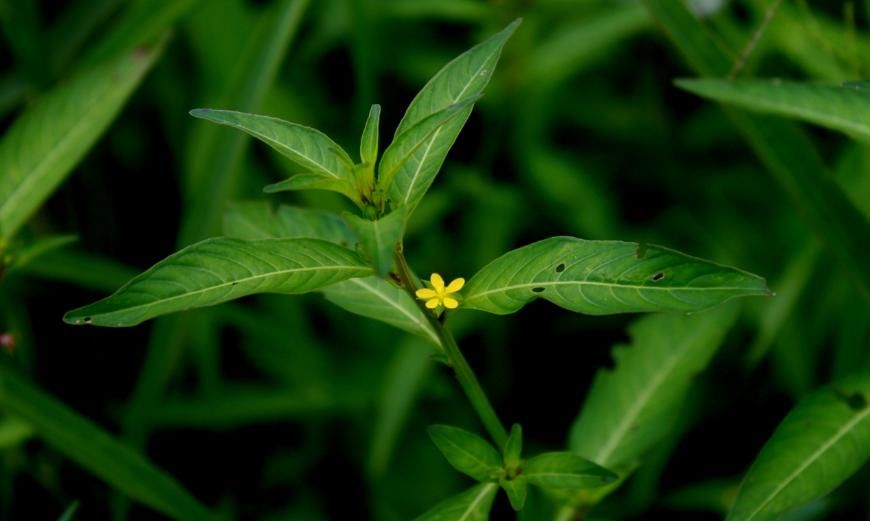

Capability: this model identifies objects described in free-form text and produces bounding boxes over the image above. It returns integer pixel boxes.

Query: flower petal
[442,297,459,309]
[446,277,465,293]
[425,298,440,309]
[430,273,445,292]
[416,288,437,299]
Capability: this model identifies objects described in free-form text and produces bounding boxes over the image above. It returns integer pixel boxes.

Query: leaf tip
[188,108,211,119]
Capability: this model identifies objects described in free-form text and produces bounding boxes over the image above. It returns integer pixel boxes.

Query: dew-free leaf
[504,423,523,469]
[0,367,217,521]
[386,19,520,214]
[727,376,870,521]
[360,103,381,166]
[523,452,617,492]
[569,305,738,469]
[463,237,768,315]
[413,483,499,521]
[223,201,355,245]
[64,238,371,326]
[189,109,359,202]
[343,210,405,276]
[500,475,528,511]
[429,424,502,481]
[676,78,870,144]
[0,42,162,242]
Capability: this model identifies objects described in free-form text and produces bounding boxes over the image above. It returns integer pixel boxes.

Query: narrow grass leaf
[644,0,870,299]
[387,19,520,214]
[569,305,739,469]
[463,237,768,315]
[429,424,503,482]
[727,376,870,521]
[63,238,371,326]
[676,78,870,144]
[0,42,162,242]
[0,368,217,521]
[413,483,499,521]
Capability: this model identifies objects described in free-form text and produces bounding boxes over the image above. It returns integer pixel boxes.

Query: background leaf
[523,452,617,492]
[569,305,739,469]
[0,41,162,242]
[727,376,870,521]
[676,79,870,144]
[64,238,371,326]
[463,237,768,315]
[0,367,217,521]
[343,210,405,276]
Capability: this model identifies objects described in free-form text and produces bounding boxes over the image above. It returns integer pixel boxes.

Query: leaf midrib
[75,264,368,320]
[458,483,497,521]
[739,405,870,521]
[467,280,761,302]
[400,53,491,206]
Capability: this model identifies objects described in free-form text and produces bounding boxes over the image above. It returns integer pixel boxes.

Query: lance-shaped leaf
[63,238,372,327]
[223,201,355,245]
[463,237,768,315]
[263,172,359,202]
[676,79,870,144]
[378,96,478,190]
[0,367,217,521]
[343,210,405,276]
[429,424,503,482]
[413,483,499,521]
[360,103,380,166]
[727,376,870,521]
[504,423,523,469]
[524,452,618,492]
[221,203,438,345]
[387,19,520,214]
[189,109,358,200]
[569,305,738,469]
[323,276,441,348]
[0,41,162,242]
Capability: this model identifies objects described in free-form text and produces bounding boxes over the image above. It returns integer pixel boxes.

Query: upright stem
[394,250,509,448]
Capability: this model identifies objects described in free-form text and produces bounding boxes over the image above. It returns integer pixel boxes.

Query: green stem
[394,249,509,448]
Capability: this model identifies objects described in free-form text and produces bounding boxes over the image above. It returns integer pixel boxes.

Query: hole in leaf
[651,272,665,282]
[555,263,565,273]
[531,287,545,293]
[83,317,92,324]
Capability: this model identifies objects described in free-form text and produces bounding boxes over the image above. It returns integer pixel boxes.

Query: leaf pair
[423,424,616,518]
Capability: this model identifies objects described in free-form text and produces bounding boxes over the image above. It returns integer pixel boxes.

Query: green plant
[60,20,779,518]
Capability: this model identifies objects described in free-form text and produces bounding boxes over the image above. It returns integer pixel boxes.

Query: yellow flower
[416,273,465,310]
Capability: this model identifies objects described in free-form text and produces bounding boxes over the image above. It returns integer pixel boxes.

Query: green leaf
[223,201,355,245]
[378,96,478,191]
[323,276,441,348]
[0,42,162,242]
[676,78,870,144]
[63,238,371,327]
[360,103,381,166]
[463,237,769,315]
[428,424,502,481]
[263,172,360,202]
[57,501,79,521]
[387,18,520,214]
[504,423,523,469]
[4,234,77,273]
[0,367,217,521]
[343,210,405,276]
[413,483,499,521]
[727,377,870,521]
[500,475,528,511]
[189,108,359,201]
[523,452,618,492]
[644,0,870,300]
[569,305,739,469]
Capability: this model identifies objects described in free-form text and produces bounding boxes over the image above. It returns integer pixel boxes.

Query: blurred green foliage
[0,0,867,520]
